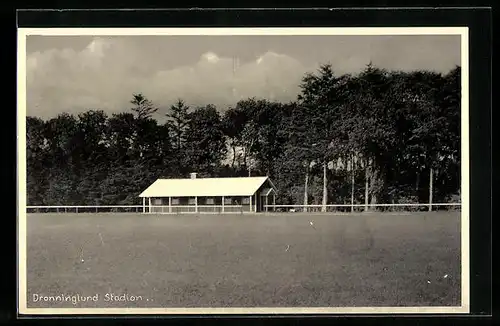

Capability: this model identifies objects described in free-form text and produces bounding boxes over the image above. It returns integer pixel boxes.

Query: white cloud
[26,35,460,120]
[26,37,311,119]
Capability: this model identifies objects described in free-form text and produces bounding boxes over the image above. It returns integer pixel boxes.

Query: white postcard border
[17,26,470,315]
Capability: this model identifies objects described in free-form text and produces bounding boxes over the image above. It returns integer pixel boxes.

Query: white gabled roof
[260,188,275,196]
[139,176,276,198]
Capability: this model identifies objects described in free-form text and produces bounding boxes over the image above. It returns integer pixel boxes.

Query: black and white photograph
[18,27,468,315]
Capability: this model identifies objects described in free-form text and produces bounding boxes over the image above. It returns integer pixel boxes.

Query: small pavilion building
[139,173,278,214]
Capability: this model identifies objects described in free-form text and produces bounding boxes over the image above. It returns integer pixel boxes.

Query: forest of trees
[26,63,461,209]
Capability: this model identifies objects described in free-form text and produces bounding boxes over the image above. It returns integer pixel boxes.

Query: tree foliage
[130,93,158,120]
[26,65,461,208]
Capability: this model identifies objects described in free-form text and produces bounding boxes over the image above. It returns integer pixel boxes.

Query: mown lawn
[25,211,461,308]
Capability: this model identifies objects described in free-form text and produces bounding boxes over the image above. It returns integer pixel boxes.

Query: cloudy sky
[26,35,461,120]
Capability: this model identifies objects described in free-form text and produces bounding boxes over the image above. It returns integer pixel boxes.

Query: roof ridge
[139,176,271,197]
[157,176,268,180]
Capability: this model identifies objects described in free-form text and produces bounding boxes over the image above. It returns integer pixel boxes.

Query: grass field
[25,211,461,308]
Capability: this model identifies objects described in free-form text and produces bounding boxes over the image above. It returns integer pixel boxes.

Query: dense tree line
[26,63,461,209]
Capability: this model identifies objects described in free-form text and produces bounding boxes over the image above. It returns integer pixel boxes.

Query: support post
[169,197,172,213]
[143,197,145,214]
[222,196,225,213]
[265,195,268,212]
[148,197,151,214]
[195,196,198,213]
[249,195,252,213]
[255,194,257,213]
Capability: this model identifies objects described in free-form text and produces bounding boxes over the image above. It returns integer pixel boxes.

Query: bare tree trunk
[242,139,255,170]
[231,145,237,169]
[429,167,433,211]
[303,168,309,212]
[242,147,248,169]
[322,162,328,212]
[370,167,378,210]
[364,159,369,212]
[351,155,355,213]
[415,171,420,201]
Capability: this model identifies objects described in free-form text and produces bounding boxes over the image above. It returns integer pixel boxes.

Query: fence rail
[26,203,461,214]
[266,203,461,207]
[26,205,144,214]
[148,205,245,214]
[26,205,246,214]
[27,205,144,209]
[264,203,462,213]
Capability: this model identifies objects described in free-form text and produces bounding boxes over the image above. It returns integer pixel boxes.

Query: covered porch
[143,196,251,214]
[142,188,277,214]
[258,187,277,212]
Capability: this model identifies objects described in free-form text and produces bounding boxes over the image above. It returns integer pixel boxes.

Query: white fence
[265,203,462,213]
[26,205,245,214]
[148,205,245,214]
[26,205,144,214]
[26,203,461,214]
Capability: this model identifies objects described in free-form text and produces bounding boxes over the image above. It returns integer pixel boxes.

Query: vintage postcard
[17,26,469,315]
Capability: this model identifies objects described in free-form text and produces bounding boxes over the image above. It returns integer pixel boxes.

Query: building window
[153,199,162,205]
[206,198,214,205]
[242,197,250,205]
[188,198,196,205]
[224,197,232,205]
[171,198,179,205]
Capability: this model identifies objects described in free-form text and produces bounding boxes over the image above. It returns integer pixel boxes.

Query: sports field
[25,211,461,308]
